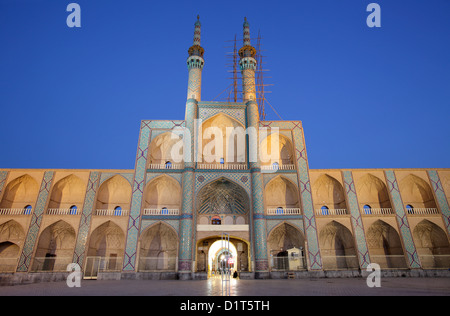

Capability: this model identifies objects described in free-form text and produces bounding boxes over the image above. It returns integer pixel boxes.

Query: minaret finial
[189,15,204,57]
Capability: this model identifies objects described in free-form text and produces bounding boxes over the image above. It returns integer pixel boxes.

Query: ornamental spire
[239,17,256,59]
[188,15,204,58]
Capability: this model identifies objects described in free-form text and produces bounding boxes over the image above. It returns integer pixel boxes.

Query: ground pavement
[0,276,449,296]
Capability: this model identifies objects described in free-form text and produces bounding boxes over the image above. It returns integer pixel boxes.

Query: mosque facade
[0,17,449,282]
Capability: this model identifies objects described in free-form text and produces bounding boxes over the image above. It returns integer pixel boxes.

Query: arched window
[165,161,172,169]
[69,205,78,215]
[321,206,329,215]
[161,207,169,215]
[363,204,372,215]
[406,204,414,214]
[276,207,284,214]
[114,206,122,216]
[272,162,279,170]
[220,158,225,165]
[24,205,32,215]
[211,216,221,225]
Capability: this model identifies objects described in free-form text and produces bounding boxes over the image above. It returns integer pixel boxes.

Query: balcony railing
[0,208,32,215]
[315,208,348,216]
[46,208,80,215]
[261,164,296,171]
[143,208,179,216]
[266,208,301,215]
[94,209,129,216]
[406,208,439,215]
[197,163,247,170]
[362,208,394,215]
[148,163,183,170]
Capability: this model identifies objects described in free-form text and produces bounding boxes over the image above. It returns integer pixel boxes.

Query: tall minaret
[179,16,203,279]
[239,18,269,278]
[239,17,257,103]
[186,15,205,102]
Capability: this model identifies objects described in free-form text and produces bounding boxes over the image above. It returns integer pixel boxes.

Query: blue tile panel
[384,170,421,269]
[342,171,371,268]
[72,171,100,267]
[16,171,55,272]
[427,170,450,235]
[122,121,152,271]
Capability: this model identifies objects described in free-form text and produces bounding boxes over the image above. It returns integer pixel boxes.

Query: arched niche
[264,176,299,210]
[399,174,437,209]
[196,178,250,225]
[356,173,392,209]
[366,220,407,269]
[0,220,25,271]
[148,131,182,166]
[0,174,39,209]
[319,221,358,270]
[33,220,76,271]
[87,221,125,271]
[48,175,86,209]
[412,219,450,269]
[138,222,178,271]
[260,133,294,167]
[200,113,246,164]
[267,223,306,271]
[96,175,131,210]
[143,175,181,210]
[312,174,346,210]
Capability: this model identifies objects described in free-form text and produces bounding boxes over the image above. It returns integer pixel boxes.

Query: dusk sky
[1,0,449,170]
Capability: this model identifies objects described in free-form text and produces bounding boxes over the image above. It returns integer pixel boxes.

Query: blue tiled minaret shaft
[178,16,204,277]
[239,18,269,276]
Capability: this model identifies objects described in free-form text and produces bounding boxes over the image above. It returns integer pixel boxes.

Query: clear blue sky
[1,0,449,170]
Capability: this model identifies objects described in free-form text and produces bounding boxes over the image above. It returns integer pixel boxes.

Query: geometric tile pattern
[72,171,100,267]
[252,171,268,271]
[291,122,322,270]
[195,171,251,197]
[427,170,450,235]
[199,106,246,127]
[0,170,8,199]
[187,68,202,101]
[122,122,152,272]
[384,170,421,269]
[178,170,195,271]
[178,98,197,272]
[16,171,55,272]
[342,171,371,269]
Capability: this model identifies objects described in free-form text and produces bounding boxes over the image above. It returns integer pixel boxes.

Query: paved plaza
[0,277,449,296]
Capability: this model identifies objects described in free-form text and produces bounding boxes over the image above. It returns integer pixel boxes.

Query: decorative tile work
[0,171,9,199]
[251,171,268,270]
[122,122,152,271]
[187,67,202,101]
[384,170,421,269]
[291,122,322,270]
[195,171,251,197]
[428,170,450,234]
[72,171,100,267]
[342,171,371,269]
[16,171,54,272]
[199,107,246,126]
[142,120,186,130]
[178,170,195,271]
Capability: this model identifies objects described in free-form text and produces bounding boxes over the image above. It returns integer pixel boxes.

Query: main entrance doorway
[196,236,249,278]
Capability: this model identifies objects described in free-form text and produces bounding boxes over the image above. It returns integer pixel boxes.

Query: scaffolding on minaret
[213,31,273,121]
